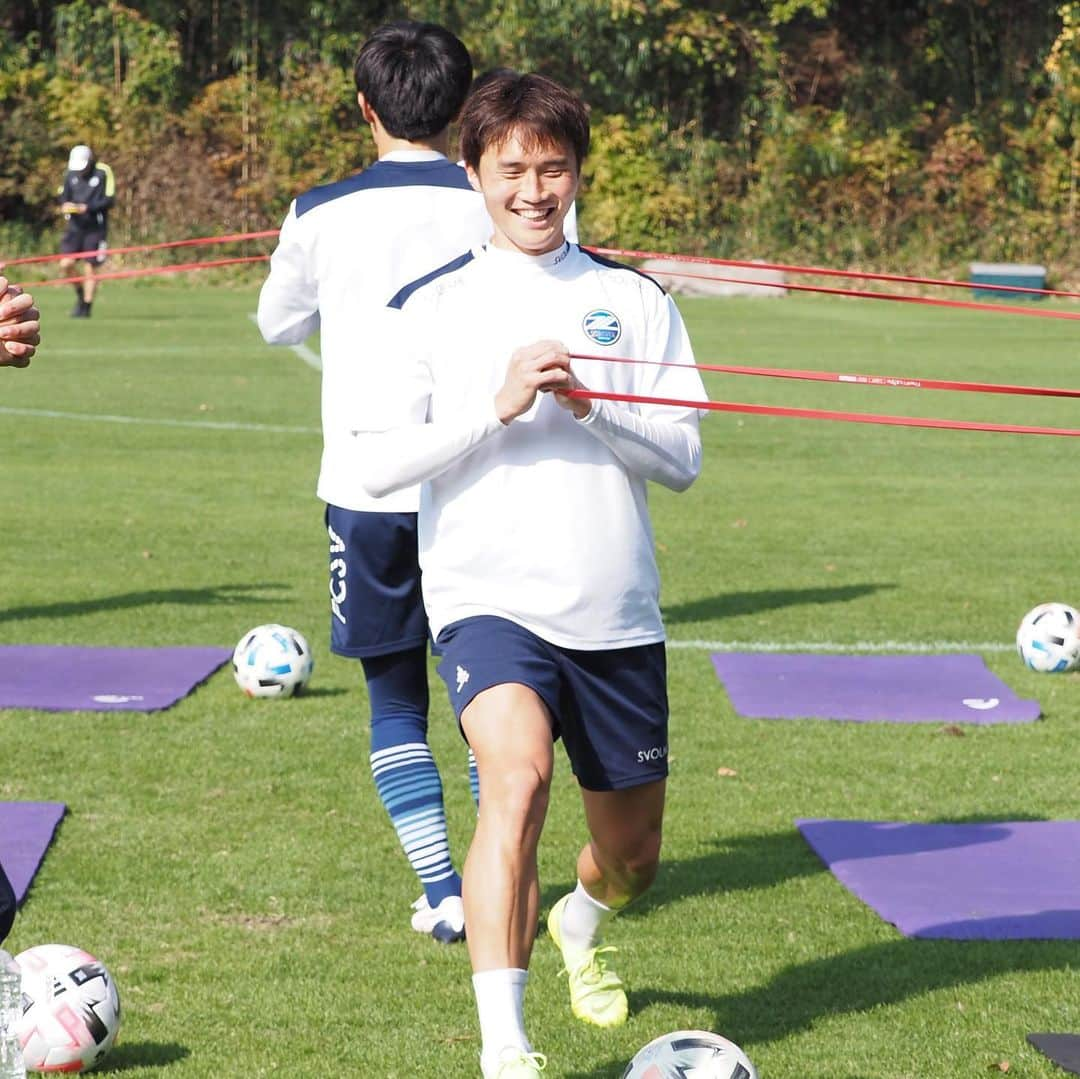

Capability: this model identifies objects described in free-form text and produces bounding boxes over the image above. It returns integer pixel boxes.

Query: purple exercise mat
[711,653,1040,724]
[0,645,231,712]
[0,802,66,905]
[1028,1034,1080,1075]
[797,819,1080,939]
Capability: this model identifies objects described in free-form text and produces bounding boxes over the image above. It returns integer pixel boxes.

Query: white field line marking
[0,406,319,435]
[668,638,1013,654]
[41,346,264,356]
[248,313,321,370]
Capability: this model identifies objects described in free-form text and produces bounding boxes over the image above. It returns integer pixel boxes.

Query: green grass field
[2,278,1079,1077]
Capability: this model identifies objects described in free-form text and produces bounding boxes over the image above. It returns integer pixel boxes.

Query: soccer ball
[15,944,121,1073]
[622,1030,758,1079]
[232,623,314,698]
[1016,602,1080,673]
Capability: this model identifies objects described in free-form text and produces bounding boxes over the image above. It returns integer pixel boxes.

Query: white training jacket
[352,242,706,649]
[256,150,491,512]
[256,150,580,513]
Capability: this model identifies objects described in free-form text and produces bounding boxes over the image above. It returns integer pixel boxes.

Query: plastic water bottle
[0,950,26,1079]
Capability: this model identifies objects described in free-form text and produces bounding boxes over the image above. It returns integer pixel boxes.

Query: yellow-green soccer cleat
[485,1048,547,1078]
[547,894,628,1028]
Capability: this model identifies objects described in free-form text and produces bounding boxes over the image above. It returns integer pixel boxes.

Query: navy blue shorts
[326,505,428,658]
[435,616,668,792]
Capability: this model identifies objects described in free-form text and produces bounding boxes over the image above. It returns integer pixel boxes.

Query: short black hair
[459,71,590,171]
[353,21,473,141]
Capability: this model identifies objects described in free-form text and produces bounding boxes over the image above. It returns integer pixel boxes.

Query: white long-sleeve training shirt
[256,151,492,512]
[352,242,707,649]
[256,151,580,513]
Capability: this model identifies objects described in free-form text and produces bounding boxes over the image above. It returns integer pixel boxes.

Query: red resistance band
[587,245,1080,302]
[3,231,279,267]
[568,353,1080,399]
[564,390,1080,438]
[29,255,269,288]
[633,265,1080,322]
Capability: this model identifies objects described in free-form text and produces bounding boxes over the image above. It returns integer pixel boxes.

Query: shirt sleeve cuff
[574,398,601,424]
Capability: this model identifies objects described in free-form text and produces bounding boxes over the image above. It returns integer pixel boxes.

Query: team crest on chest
[582,309,622,346]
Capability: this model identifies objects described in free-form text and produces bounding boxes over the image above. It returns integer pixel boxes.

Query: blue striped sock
[370,737,461,907]
[468,746,480,809]
[363,648,461,910]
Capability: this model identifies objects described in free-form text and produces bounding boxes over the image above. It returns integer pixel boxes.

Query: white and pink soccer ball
[15,944,121,1073]
[1016,602,1080,673]
[622,1029,758,1078]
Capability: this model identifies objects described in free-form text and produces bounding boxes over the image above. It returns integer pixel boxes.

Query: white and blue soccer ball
[622,1030,758,1079]
[232,623,314,698]
[15,943,121,1073]
[1016,602,1080,673]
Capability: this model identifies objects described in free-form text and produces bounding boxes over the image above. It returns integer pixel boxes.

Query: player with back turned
[351,71,706,1078]
[257,21,490,944]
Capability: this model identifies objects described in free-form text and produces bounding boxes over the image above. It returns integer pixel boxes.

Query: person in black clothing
[0,861,14,944]
[58,144,115,318]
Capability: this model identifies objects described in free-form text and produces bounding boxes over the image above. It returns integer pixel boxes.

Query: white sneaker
[410,894,466,943]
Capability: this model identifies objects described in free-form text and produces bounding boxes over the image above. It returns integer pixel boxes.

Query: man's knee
[463,683,555,827]
[480,760,551,829]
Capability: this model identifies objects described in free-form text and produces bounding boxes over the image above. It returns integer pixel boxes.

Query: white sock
[473,968,530,1075]
[558,879,615,953]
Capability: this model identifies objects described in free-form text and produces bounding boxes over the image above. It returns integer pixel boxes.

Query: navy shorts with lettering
[326,505,428,658]
[435,615,668,792]
[60,226,107,265]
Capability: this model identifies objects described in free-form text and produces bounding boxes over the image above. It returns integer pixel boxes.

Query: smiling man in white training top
[351,71,706,1079]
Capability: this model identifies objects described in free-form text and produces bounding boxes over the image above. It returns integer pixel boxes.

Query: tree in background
[1,1,1078,277]
[1045,1,1080,229]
